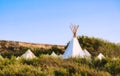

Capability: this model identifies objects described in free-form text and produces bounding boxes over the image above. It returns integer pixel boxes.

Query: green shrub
[54,68,68,76]
[105,59,120,75]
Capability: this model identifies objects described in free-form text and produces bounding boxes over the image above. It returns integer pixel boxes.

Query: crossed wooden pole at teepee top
[70,24,79,38]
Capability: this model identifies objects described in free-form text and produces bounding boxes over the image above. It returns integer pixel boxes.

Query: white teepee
[97,53,105,60]
[0,55,3,59]
[51,51,58,57]
[83,49,91,57]
[21,49,36,59]
[58,54,62,58]
[62,24,85,59]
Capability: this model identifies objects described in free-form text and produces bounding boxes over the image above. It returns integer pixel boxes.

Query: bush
[0,54,115,76]
[54,68,68,76]
[105,59,120,75]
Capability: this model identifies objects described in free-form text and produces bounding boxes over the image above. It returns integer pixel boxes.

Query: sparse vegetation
[78,35,120,57]
[0,55,118,76]
[0,35,120,76]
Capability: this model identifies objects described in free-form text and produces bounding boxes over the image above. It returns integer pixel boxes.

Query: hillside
[0,35,120,58]
[78,36,120,57]
[0,40,65,58]
[0,36,120,76]
[0,40,65,52]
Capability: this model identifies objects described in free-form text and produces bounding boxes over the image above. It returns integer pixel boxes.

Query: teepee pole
[70,24,79,38]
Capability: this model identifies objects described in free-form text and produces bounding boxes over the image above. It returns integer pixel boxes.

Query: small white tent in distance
[51,51,58,57]
[0,55,3,60]
[83,49,91,58]
[21,49,36,59]
[97,53,105,60]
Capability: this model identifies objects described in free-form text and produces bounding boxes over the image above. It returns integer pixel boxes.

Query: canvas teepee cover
[83,49,91,57]
[21,49,36,59]
[51,51,58,57]
[62,25,85,59]
[0,55,3,59]
[97,53,105,60]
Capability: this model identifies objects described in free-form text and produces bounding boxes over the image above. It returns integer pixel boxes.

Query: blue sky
[0,0,120,45]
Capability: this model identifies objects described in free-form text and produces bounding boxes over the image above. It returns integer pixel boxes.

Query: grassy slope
[0,55,114,76]
[0,36,120,76]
